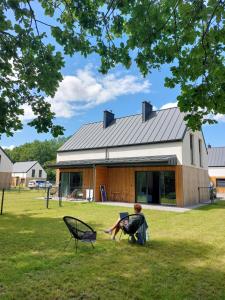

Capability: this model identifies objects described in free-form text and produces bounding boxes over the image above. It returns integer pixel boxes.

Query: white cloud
[48,66,151,118]
[21,66,150,120]
[160,102,178,110]
[2,145,15,150]
[212,114,225,122]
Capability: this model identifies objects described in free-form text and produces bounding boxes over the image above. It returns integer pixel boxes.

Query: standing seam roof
[208,147,225,167]
[58,107,187,152]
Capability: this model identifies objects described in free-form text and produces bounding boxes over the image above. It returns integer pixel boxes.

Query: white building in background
[208,146,225,196]
[0,146,13,189]
[11,161,47,187]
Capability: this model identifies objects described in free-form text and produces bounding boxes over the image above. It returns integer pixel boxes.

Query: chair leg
[74,239,78,253]
[90,241,95,249]
[63,236,73,250]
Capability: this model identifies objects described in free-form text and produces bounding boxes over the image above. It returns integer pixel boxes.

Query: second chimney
[142,101,153,122]
[103,110,114,128]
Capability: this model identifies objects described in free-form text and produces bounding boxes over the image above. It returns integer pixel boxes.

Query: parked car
[28,180,52,189]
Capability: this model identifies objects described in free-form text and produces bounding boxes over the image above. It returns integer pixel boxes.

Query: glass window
[216,179,225,187]
[160,171,176,205]
[190,134,194,165]
[32,169,35,177]
[60,172,83,197]
[39,170,42,177]
[199,139,202,167]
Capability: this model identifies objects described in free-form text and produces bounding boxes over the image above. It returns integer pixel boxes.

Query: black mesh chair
[63,216,97,252]
[118,213,146,243]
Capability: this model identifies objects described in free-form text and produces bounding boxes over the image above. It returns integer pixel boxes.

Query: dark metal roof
[51,155,177,168]
[58,107,186,152]
[208,147,225,167]
[12,161,37,173]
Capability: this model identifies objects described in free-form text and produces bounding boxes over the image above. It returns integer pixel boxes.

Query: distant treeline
[5,137,69,181]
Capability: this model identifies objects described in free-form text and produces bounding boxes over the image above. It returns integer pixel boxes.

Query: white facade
[182,130,208,170]
[12,162,47,179]
[57,130,207,168]
[208,167,225,177]
[0,147,13,173]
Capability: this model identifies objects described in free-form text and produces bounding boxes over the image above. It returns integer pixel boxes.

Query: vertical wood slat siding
[56,165,209,206]
[94,166,108,201]
[182,166,209,206]
[0,172,11,189]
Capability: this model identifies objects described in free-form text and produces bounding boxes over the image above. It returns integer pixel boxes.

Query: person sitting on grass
[104,203,147,242]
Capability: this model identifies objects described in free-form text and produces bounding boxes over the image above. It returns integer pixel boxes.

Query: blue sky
[1,4,225,149]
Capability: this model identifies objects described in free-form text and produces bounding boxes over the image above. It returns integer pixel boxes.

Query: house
[208,146,225,196]
[0,146,13,189]
[11,161,47,187]
[55,102,209,207]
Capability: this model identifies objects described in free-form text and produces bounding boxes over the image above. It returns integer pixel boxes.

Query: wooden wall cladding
[0,172,11,189]
[56,165,209,207]
[182,166,209,206]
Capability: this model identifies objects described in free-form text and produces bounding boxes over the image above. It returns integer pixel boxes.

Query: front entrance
[135,171,176,205]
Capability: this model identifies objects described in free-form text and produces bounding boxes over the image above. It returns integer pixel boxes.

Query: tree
[1,0,225,135]
[5,137,68,181]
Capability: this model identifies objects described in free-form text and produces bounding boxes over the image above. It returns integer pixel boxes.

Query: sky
[1,3,225,150]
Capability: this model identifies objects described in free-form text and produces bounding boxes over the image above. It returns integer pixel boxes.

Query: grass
[0,190,225,299]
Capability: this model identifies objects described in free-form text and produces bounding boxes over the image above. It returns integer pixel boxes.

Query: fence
[198,186,216,204]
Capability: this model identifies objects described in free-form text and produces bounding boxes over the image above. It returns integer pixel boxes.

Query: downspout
[93,164,96,202]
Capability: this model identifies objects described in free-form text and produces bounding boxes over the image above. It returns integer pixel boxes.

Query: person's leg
[104,218,121,234]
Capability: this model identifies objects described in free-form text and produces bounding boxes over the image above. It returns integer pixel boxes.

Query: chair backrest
[120,213,145,235]
[63,216,95,241]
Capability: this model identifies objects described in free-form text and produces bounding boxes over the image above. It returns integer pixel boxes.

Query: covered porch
[55,155,184,207]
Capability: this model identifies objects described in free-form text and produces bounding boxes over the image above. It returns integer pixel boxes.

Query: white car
[28,180,52,189]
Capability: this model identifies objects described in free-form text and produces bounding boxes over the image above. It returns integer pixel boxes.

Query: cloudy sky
[1,5,225,149]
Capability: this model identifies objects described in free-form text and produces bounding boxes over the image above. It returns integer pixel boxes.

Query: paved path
[96,201,212,213]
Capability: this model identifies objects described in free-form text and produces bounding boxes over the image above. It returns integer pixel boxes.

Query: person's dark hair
[134,203,142,213]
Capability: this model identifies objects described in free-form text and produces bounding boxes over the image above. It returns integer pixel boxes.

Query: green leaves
[1,0,225,136]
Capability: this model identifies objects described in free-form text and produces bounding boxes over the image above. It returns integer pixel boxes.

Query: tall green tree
[1,0,225,135]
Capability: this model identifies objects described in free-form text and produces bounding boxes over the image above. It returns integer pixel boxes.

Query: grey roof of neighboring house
[12,161,37,173]
[58,107,187,152]
[53,155,177,168]
[208,147,225,167]
[0,146,13,163]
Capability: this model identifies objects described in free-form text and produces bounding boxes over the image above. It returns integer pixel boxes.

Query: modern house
[11,161,47,187]
[208,146,225,195]
[0,146,13,189]
[55,102,209,207]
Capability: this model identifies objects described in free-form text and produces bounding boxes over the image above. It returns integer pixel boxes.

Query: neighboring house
[0,146,13,189]
[208,146,225,195]
[11,161,47,187]
[55,102,209,207]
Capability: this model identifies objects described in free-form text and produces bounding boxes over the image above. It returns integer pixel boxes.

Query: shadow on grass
[0,211,225,299]
[195,200,225,211]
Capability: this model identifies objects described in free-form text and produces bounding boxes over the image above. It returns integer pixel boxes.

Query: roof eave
[57,139,183,153]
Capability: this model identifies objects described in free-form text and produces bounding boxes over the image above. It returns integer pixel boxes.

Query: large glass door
[136,171,160,204]
[136,171,176,205]
[160,171,176,205]
[60,172,83,197]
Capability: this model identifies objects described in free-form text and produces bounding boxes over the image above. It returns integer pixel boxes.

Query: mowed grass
[0,191,225,300]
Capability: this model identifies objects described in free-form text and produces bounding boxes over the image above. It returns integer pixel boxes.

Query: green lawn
[0,191,225,300]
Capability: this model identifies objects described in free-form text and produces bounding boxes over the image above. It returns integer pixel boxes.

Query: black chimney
[103,110,114,128]
[142,101,153,122]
